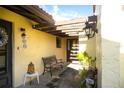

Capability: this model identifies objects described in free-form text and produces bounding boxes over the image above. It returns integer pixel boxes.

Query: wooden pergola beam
[56,27,83,31]
[2,5,52,26]
[52,33,67,36]
[32,22,85,33]
[51,33,68,37]
[20,5,55,25]
[39,26,56,31]
[32,21,85,30]
[47,31,63,34]
[1,5,71,37]
[45,30,62,33]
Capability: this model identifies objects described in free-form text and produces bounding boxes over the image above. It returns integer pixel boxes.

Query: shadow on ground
[19,67,81,88]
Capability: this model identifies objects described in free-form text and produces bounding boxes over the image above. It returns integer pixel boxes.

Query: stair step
[70,57,78,60]
[70,59,79,61]
[72,47,79,49]
[72,61,80,63]
[71,50,78,53]
[71,49,78,51]
[70,53,77,56]
[70,55,77,57]
[70,53,78,54]
[70,54,77,57]
[73,44,79,47]
[72,48,78,50]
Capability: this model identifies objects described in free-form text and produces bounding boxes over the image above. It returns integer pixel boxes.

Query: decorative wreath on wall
[0,28,8,47]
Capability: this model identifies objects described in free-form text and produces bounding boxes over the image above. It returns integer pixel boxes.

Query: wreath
[0,28,8,47]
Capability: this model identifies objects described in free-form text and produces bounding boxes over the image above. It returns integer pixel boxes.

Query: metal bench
[42,55,64,77]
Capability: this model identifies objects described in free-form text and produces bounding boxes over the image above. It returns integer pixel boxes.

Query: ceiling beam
[32,21,85,30]
[55,17,86,25]
[32,23,53,29]
[2,6,51,25]
[45,30,62,33]
[32,22,85,34]
[48,32,64,34]
[20,5,55,25]
[51,34,68,37]
[57,21,85,26]
[57,26,84,31]
[39,26,56,31]
[61,29,83,33]
[66,32,79,34]
[51,33,68,37]
[2,5,82,37]
[57,26,84,30]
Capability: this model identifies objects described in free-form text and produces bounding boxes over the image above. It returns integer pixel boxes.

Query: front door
[0,19,12,87]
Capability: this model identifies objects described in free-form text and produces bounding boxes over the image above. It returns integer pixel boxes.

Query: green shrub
[79,68,88,79]
[77,51,96,69]
[77,51,96,87]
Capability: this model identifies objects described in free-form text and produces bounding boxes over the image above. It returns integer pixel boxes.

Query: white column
[96,5,121,88]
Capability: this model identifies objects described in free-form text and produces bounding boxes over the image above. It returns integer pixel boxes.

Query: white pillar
[96,5,121,88]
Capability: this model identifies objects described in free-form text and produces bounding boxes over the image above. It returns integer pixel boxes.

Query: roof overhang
[1,5,55,26]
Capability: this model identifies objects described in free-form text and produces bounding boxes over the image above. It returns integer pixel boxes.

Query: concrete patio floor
[19,62,82,88]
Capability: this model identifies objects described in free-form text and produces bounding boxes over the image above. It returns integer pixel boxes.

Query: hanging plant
[0,28,8,47]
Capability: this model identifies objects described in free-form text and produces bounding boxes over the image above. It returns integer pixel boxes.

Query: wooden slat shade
[1,5,97,37]
[61,28,83,32]
[31,17,87,37]
[1,5,67,37]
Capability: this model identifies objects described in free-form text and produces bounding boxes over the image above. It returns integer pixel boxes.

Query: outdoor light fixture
[83,15,98,39]
[20,28,25,32]
[20,28,26,38]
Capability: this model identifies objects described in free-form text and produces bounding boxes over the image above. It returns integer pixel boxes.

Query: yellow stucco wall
[0,7,66,87]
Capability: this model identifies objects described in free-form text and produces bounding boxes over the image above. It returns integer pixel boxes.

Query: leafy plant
[79,68,88,88]
[79,68,88,79]
[77,51,97,88]
[77,51,96,69]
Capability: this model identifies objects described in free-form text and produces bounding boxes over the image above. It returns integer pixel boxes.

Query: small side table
[23,72,39,86]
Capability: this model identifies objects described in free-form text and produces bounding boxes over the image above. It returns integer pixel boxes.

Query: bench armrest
[57,59,63,63]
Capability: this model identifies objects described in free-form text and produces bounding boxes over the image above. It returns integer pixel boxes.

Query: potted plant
[77,51,96,87]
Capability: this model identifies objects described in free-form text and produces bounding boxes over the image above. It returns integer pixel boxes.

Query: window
[56,37,61,48]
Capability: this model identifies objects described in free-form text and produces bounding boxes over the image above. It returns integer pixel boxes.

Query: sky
[39,5,93,22]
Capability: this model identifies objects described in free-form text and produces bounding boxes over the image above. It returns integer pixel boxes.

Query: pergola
[1,5,97,38]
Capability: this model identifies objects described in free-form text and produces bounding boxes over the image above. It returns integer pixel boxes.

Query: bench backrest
[42,55,57,66]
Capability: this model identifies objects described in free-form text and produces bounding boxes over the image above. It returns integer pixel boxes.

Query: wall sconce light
[20,28,27,48]
[83,15,98,39]
[20,28,25,32]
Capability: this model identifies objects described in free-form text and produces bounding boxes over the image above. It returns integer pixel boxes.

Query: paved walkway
[19,62,82,88]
